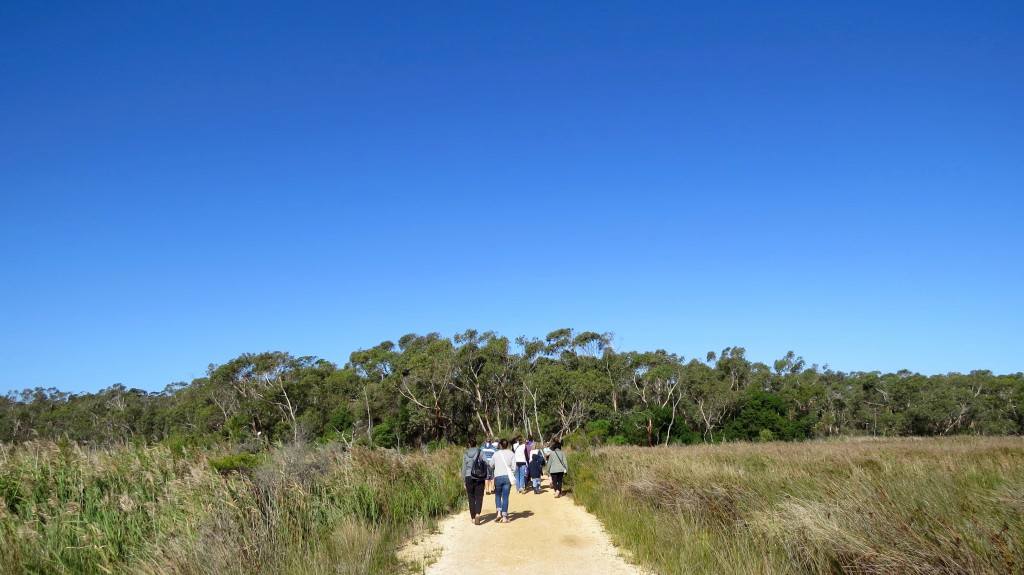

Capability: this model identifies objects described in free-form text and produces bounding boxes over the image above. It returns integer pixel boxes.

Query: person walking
[462,438,487,524]
[547,439,568,498]
[513,436,528,493]
[524,435,535,485]
[481,438,497,495]
[528,442,547,494]
[490,438,516,523]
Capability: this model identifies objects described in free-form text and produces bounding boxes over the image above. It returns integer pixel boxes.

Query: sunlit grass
[0,441,463,575]
[572,437,1024,575]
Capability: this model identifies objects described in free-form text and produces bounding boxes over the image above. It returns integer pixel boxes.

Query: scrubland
[3,436,1021,575]
[0,442,462,575]
[572,436,1024,575]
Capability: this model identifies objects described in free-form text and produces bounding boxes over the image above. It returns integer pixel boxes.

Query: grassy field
[4,437,1022,575]
[572,437,1024,575]
[0,441,463,575]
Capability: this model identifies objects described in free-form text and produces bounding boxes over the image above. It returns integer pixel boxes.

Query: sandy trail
[400,479,646,574]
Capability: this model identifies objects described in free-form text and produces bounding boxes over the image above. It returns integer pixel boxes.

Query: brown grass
[572,436,1024,575]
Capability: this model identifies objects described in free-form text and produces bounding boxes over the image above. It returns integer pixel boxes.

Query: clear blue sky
[2,1,1022,395]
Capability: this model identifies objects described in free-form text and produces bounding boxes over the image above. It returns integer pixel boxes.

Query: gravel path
[400,481,647,574]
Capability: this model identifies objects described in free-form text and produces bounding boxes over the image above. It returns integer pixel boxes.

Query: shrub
[209,452,262,475]
[0,441,465,575]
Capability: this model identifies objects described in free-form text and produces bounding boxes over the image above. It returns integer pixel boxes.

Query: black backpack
[470,449,488,480]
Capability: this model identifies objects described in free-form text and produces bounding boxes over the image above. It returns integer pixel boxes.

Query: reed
[0,441,464,575]
[572,436,1024,575]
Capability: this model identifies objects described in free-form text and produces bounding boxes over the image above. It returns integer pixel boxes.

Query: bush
[209,452,262,475]
[0,441,466,575]
[607,435,631,446]
[586,419,612,444]
[724,390,811,441]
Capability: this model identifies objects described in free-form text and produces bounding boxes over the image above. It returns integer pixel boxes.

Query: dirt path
[400,480,647,574]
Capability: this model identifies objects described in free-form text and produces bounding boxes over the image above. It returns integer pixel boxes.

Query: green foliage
[723,390,812,441]
[3,332,1023,450]
[606,434,631,446]
[371,419,398,448]
[0,441,464,575]
[586,419,612,443]
[209,452,262,475]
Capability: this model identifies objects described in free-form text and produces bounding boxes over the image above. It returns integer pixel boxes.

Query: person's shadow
[506,510,535,522]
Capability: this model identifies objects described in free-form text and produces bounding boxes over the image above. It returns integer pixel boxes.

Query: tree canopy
[3,329,1022,447]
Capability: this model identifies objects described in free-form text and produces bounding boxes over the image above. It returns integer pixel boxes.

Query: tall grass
[572,437,1024,575]
[0,441,464,575]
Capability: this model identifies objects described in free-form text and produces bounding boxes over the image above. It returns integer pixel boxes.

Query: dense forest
[3,329,1022,447]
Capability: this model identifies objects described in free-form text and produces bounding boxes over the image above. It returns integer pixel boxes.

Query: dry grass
[0,441,464,575]
[572,436,1024,575]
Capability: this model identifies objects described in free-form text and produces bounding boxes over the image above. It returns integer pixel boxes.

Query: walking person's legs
[493,475,511,522]
[551,472,564,497]
[515,463,526,492]
[468,477,484,523]
[493,475,510,521]
[464,477,475,521]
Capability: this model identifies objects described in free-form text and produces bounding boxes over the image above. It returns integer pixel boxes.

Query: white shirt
[514,443,528,463]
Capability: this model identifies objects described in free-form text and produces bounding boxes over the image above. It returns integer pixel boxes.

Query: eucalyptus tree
[0,394,15,442]
[813,368,861,437]
[516,335,548,439]
[772,354,828,430]
[349,341,398,445]
[452,330,521,438]
[391,332,465,443]
[853,371,896,435]
[713,346,752,391]
[600,346,632,415]
[684,357,737,442]
[625,350,685,445]
[962,370,1022,434]
[529,361,602,439]
[452,330,496,436]
[206,352,317,443]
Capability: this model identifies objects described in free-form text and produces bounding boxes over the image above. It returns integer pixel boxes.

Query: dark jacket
[528,449,546,478]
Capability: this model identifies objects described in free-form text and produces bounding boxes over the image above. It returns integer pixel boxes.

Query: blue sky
[2,1,1022,395]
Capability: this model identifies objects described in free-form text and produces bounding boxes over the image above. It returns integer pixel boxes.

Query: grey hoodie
[462,446,484,478]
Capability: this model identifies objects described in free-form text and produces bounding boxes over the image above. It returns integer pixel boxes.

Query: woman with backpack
[462,438,486,524]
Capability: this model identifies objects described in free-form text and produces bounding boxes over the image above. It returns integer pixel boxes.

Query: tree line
[2,329,1022,447]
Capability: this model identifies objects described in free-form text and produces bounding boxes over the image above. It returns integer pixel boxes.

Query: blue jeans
[515,463,527,489]
[493,475,511,516]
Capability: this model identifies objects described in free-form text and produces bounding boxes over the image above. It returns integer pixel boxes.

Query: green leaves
[3,331,1023,449]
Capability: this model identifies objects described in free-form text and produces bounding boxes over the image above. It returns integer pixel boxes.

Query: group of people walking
[461,435,569,524]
